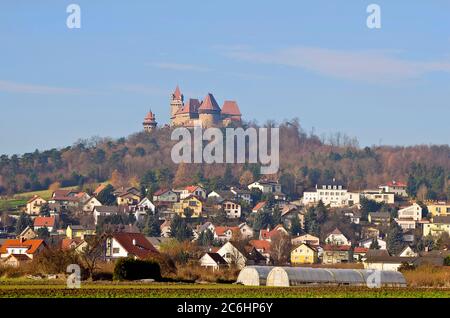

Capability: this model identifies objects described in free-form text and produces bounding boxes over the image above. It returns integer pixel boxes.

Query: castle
[143,86,242,132]
[170,86,242,128]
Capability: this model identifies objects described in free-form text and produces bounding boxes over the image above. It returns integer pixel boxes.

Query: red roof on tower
[175,98,200,115]
[198,93,221,112]
[173,85,183,100]
[221,101,241,116]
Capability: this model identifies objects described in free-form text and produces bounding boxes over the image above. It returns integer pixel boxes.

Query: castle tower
[143,110,157,132]
[198,93,221,128]
[170,85,184,125]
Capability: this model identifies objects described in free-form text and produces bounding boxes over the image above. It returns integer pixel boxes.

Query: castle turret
[143,110,157,132]
[170,85,184,124]
[198,93,221,128]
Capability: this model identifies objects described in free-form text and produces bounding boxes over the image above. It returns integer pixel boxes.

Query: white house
[399,246,418,258]
[82,197,102,213]
[395,218,416,231]
[230,187,252,205]
[248,180,281,194]
[176,185,207,200]
[137,197,156,213]
[105,232,158,260]
[325,228,350,246]
[238,223,254,240]
[222,200,241,219]
[93,206,120,224]
[216,242,247,269]
[160,220,171,238]
[378,181,408,197]
[361,190,395,204]
[302,181,350,207]
[199,252,228,271]
[398,203,422,221]
[360,237,387,250]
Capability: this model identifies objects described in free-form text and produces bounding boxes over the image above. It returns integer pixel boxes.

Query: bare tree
[270,232,292,265]
[79,235,106,279]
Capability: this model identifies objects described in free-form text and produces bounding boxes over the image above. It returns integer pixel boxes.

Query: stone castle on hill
[143,86,242,132]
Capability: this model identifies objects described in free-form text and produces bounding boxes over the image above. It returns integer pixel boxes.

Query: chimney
[425,246,429,252]
[20,237,26,243]
[132,239,136,246]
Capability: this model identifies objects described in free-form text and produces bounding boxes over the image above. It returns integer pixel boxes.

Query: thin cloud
[147,62,212,72]
[0,80,83,94]
[220,46,450,82]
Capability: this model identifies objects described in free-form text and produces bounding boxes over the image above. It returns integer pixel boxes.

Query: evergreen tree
[171,215,192,242]
[15,213,32,235]
[144,214,161,237]
[369,238,380,250]
[97,184,116,205]
[36,227,50,239]
[272,206,282,225]
[386,222,404,255]
[39,203,50,217]
[198,229,214,246]
[290,214,302,236]
[253,210,274,232]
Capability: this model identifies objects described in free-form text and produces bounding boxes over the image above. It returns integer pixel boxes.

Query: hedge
[113,258,161,281]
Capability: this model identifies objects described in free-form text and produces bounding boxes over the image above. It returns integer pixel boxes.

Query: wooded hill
[1,120,449,200]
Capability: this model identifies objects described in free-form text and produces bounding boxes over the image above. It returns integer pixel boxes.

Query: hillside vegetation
[0,120,448,200]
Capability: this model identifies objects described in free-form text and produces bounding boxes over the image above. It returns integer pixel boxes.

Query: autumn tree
[239,170,254,186]
[173,162,191,188]
[48,181,61,192]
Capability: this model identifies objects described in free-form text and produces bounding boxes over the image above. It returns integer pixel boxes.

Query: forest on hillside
[0,119,449,200]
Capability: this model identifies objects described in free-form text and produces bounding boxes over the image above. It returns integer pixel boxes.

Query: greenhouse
[236,266,273,286]
[238,266,407,287]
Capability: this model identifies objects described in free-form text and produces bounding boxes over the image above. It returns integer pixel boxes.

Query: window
[113,248,120,254]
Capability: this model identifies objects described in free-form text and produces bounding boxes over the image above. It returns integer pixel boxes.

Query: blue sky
[1,0,450,155]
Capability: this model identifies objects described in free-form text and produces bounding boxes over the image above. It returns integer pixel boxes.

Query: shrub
[444,255,450,266]
[113,258,161,281]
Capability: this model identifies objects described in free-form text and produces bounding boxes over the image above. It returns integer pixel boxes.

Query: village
[0,177,449,280]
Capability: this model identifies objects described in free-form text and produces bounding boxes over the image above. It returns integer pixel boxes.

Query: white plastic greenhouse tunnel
[236,266,273,286]
[237,266,407,287]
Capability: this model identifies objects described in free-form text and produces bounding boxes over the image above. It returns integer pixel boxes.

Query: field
[0,280,449,298]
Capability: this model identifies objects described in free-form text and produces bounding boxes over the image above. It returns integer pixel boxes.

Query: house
[291,243,318,265]
[105,232,158,260]
[322,245,352,264]
[248,180,282,194]
[291,234,320,247]
[82,197,102,213]
[114,187,141,206]
[26,195,47,215]
[215,226,239,242]
[18,226,37,241]
[423,216,450,237]
[427,201,450,217]
[325,228,350,246]
[195,222,216,239]
[249,240,271,262]
[360,237,387,250]
[222,200,241,219]
[177,185,207,200]
[361,226,380,239]
[0,238,45,260]
[363,249,416,271]
[93,183,108,196]
[230,187,252,205]
[66,225,96,239]
[398,203,422,221]
[368,212,391,226]
[93,206,121,224]
[259,225,289,242]
[61,237,83,251]
[353,247,369,262]
[280,204,304,229]
[160,220,171,238]
[207,190,232,202]
[2,254,33,267]
[238,223,254,240]
[153,189,178,203]
[251,201,267,213]
[216,242,265,269]
[399,246,418,258]
[33,216,56,232]
[137,197,156,213]
[378,181,408,197]
[344,210,361,224]
[199,252,228,271]
[173,195,202,217]
[48,189,82,208]
[302,181,349,207]
[361,190,395,204]
[395,218,416,231]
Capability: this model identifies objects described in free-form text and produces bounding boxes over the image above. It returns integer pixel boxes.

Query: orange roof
[215,226,239,237]
[249,240,271,252]
[94,184,107,195]
[175,99,200,115]
[260,225,286,240]
[33,217,56,228]
[252,201,267,211]
[185,185,201,193]
[354,247,369,254]
[221,101,241,116]
[0,239,45,254]
[61,238,82,250]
